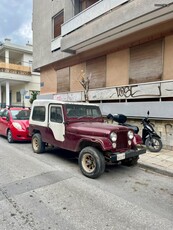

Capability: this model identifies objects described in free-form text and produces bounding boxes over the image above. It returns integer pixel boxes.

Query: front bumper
[108,145,146,163]
[12,130,31,141]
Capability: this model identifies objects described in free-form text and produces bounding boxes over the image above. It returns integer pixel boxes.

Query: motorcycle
[140,111,162,152]
[107,111,162,152]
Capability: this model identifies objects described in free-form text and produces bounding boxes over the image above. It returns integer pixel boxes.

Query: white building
[0,38,40,108]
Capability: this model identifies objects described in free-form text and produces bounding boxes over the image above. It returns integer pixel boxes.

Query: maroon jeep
[29,100,146,178]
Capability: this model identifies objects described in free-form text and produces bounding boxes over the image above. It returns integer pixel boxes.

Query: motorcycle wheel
[145,137,163,152]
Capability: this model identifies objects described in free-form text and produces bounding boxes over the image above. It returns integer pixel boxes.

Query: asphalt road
[0,136,173,230]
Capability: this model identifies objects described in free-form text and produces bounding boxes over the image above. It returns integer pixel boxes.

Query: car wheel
[78,146,105,179]
[32,133,45,153]
[121,156,139,166]
[7,130,13,143]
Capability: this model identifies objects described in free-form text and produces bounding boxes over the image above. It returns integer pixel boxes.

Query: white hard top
[32,99,99,107]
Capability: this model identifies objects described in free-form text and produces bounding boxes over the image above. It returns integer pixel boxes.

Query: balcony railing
[61,0,128,37]
[0,62,31,76]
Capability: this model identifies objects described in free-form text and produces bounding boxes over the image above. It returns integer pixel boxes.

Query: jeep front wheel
[121,156,139,166]
[32,133,45,153]
[78,147,105,179]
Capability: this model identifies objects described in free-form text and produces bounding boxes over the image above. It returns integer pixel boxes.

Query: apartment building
[0,38,40,108]
[32,0,173,149]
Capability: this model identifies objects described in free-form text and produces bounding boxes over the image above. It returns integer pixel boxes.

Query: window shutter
[129,39,163,84]
[57,67,70,92]
[54,11,64,38]
[86,56,106,89]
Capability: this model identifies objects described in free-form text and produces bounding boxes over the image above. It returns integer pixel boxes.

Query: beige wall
[163,35,173,80]
[41,34,173,94]
[70,63,86,92]
[106,49,129,87]
[41,66,57,94]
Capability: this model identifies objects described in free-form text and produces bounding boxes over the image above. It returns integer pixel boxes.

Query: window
[66,104,101,117]
[50,106,63,123]
[32,106,45,122]
[53,10,64,39]
[79,0,99,11]
[1,110,8,118]
[16,92,21,102]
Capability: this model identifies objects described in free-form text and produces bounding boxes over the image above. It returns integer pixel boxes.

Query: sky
[0,0,33,46]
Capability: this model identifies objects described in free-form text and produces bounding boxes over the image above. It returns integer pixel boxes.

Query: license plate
[117,153,125,161]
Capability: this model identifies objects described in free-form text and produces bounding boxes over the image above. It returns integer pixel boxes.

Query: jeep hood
[67,121,128,136]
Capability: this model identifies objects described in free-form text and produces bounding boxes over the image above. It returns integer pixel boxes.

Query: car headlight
[13,122,22,130]
[110,132,117,142]
[128,130,134,140]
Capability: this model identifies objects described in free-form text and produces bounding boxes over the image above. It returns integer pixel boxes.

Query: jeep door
[49,105,65,142]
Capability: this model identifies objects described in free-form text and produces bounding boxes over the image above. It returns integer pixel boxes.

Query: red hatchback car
[0,107,31,143]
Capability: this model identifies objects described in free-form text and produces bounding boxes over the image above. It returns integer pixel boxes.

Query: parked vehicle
[0,106,31,143]
[141,111,162,152]
[107,112,162,152]
[29,100,146,179]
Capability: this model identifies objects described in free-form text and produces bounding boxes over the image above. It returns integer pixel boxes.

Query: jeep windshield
[65,104,102,120]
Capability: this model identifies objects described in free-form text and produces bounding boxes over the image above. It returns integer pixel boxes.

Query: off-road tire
[78,146,105,179]
[121,156,139,166]
[32,133,45,153]
[7,129,13,143]
[145,137,162,152]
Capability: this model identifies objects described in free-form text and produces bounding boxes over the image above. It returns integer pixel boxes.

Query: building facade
[32,0,173,149]
[0,38,40,108]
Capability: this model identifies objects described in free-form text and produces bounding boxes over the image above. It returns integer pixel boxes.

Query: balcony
[60,0,173,54]
[51,0,128,52]
[61,0,128,37]
[0,62,31,76]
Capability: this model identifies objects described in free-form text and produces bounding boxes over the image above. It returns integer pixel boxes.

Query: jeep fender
[77,137,113,152]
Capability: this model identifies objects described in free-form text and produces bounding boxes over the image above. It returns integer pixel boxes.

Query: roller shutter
[129,39,163,84]
[57,67,70,92]
[86,56,106,89]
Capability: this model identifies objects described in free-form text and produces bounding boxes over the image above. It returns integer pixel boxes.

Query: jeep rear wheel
[32,133,45,153]
[78,147,105,179]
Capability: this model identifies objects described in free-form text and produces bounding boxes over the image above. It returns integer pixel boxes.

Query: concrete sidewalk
[138,149,173,177]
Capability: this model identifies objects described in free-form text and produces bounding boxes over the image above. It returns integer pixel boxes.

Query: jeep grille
[116,131,128,149]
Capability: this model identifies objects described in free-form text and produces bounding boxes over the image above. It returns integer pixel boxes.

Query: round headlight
[110,132,117,142]
[128,130,134,140]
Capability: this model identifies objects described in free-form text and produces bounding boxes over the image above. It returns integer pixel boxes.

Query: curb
[138,162,173,177]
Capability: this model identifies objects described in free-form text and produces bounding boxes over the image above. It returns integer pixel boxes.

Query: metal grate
[116,131,128,150]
